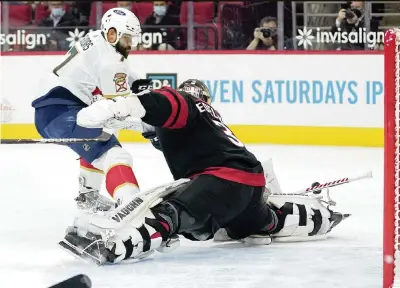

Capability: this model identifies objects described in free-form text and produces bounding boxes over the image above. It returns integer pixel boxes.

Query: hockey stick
[48,274,91,288]
[287,171,373,195]
[0,131,112,145]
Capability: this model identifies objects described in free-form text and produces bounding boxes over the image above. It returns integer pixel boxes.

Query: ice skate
[75,176,115,213]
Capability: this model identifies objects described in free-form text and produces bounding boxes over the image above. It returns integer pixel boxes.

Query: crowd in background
[0,1,398,52]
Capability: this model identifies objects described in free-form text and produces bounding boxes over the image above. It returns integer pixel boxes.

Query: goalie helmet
[177,79,211,104]
[101,8,141,47]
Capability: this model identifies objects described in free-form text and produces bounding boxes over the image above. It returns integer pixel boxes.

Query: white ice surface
[0,143,383,288]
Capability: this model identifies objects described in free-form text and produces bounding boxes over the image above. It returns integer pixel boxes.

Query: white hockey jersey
[34,30,138,106]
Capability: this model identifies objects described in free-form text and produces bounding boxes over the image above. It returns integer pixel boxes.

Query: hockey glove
[142,131,162,151]
[77,96,145,129]
[131,79,153,94]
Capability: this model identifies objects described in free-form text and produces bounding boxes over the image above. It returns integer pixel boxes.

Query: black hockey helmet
[177,79,211,104]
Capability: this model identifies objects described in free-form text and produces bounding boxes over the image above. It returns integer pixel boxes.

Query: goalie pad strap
[137,225,151,252]
[297,204,307,226]
[309,209,322,236]
[145,217,169,242]
[123,238,134,260]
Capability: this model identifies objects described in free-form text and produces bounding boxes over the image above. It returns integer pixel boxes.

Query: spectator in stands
[72,1,93,24]
[246,16,277,50]
[141,1,181,50]
[117,1,133,10]
[332,1,381,50]
[38,1,80,51]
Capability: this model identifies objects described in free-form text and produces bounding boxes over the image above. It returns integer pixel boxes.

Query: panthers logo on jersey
[114,73,128,92]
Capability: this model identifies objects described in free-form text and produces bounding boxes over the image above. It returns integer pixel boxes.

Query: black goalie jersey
[139,86,265,187]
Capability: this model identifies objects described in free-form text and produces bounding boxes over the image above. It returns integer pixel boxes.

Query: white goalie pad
[263,159,350,242]
[60,178,190,265]
[267,194,333,242]
[262,158,284,197]
[73,178,190,241]
[214,158,353,243]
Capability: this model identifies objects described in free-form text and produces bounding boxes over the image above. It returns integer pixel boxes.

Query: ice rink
[0,143,383,288]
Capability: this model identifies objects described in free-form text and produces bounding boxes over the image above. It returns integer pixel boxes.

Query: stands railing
[295,1,400,50]
[0,24,218,52]
[1,1,400,52]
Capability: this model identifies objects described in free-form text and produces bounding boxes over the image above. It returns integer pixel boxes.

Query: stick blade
[48,274,91,288]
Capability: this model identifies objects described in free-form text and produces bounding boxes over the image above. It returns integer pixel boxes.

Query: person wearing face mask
[141,1,181,50]
[38,1,81,51]
[116,1,133,11]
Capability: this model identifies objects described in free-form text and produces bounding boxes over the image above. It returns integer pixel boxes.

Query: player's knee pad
[92,145,133,171]
[92,146,139,202]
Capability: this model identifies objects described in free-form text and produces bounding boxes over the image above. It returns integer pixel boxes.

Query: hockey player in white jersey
[32,8,146,208]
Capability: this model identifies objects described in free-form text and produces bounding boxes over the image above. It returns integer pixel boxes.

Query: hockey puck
[48,274,91,288]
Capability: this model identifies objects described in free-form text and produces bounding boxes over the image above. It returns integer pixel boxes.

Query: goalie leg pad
[268,194,344,242]
[262,158,284,196]
[67,179,190,263]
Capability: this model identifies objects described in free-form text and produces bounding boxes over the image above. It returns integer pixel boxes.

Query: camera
[345,8,362,19]
[260,28,272,38]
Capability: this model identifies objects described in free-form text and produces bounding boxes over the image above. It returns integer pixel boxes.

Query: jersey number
[53,46,79,76]
[212,120,244,147]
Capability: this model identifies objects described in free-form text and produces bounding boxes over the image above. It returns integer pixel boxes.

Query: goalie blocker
[62,80,350,264]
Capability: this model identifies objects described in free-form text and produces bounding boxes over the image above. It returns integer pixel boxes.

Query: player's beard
[116,42,131,59]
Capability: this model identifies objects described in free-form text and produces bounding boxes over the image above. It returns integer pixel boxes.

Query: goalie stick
[0,131,112,145]
[287,171,373,195]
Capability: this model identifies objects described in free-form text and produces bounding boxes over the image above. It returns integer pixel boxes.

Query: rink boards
[0,51,384,146]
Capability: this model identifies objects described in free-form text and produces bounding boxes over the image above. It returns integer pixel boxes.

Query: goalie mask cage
[384,28,400,288]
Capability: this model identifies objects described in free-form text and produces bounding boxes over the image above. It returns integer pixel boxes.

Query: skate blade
[272,234,328,243]
[241,235,272,245]
[119,250,155,265]
[58,239,155,266]
[58,239,106,266]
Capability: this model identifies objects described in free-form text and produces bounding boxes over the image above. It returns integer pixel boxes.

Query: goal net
[384,28,400,288]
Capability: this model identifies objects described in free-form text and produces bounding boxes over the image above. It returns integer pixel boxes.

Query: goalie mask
[177,79,211,104]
